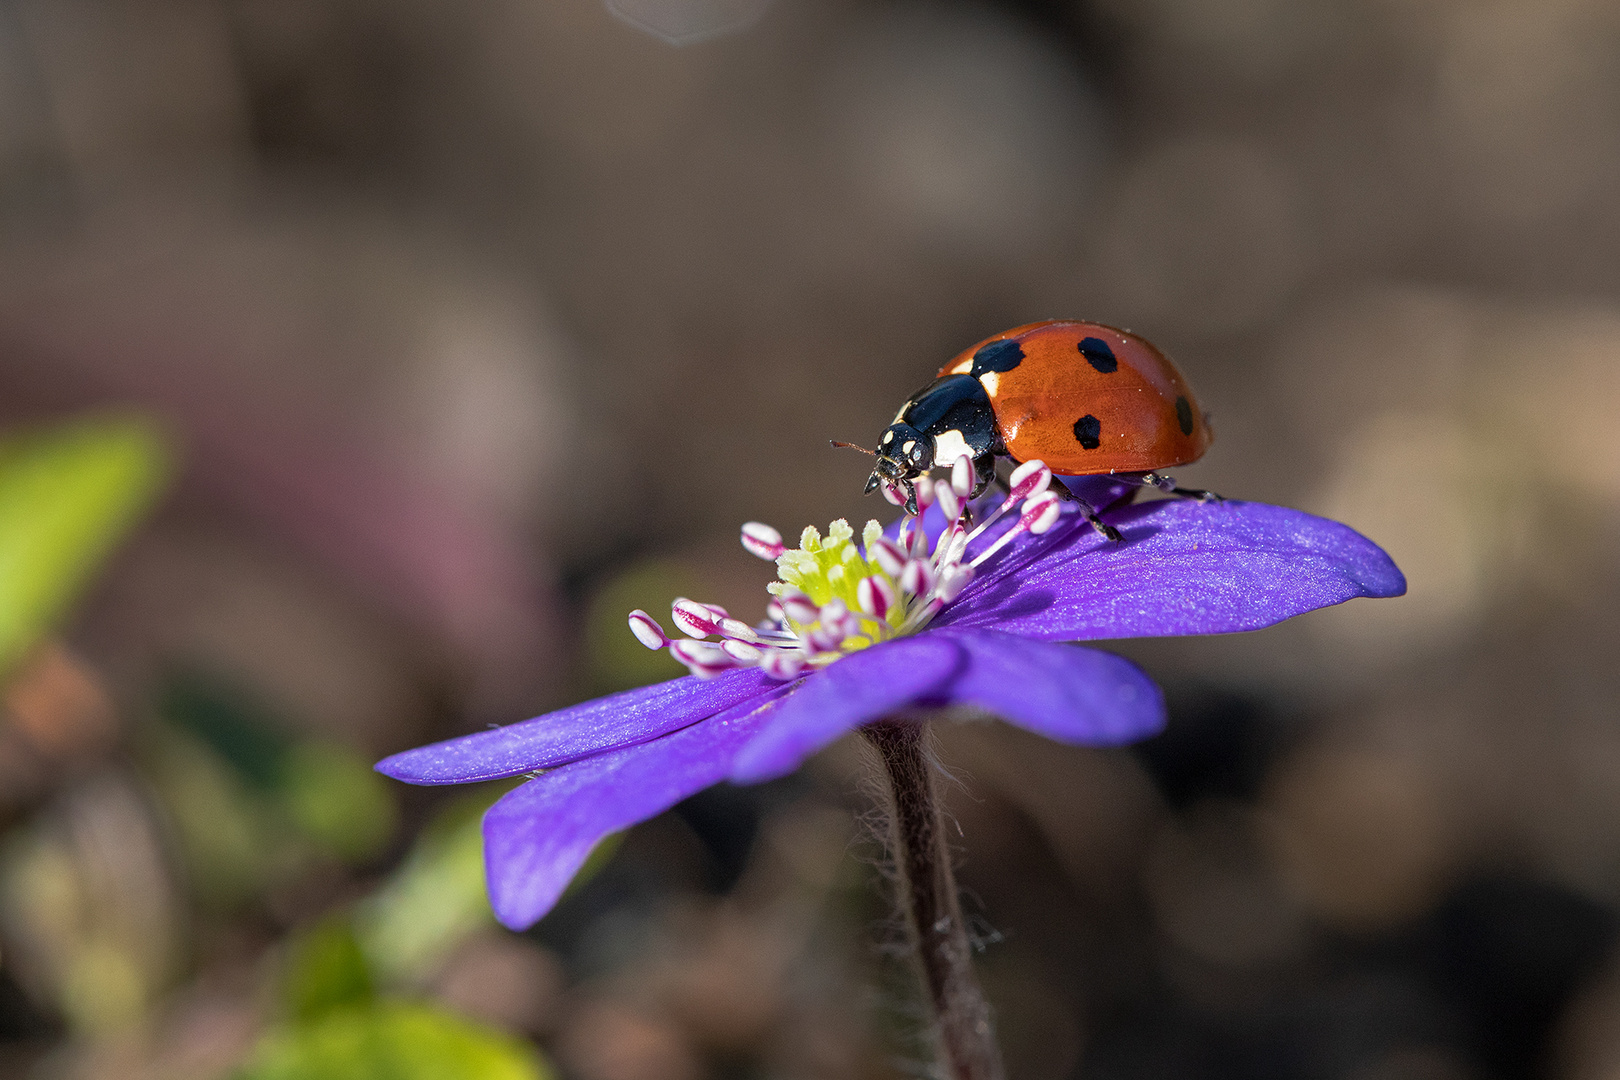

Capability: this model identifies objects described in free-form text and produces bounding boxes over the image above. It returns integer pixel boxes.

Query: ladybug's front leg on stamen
[902,479,920,517]
[968,453,998,501]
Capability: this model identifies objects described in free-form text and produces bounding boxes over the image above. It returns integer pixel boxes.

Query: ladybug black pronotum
[855,320,1214,524]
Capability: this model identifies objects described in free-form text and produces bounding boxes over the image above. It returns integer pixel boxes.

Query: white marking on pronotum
[931,429,971,471]
[978,371,1000,395]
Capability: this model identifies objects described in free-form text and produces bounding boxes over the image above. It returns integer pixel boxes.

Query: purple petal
[935,499,1406,641]
[482,685,794,929]
[377,668,782,784]
[728,635,965,784]
[933,629,1164,745]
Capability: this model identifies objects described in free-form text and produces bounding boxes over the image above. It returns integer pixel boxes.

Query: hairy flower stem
[865,720,1006,1080]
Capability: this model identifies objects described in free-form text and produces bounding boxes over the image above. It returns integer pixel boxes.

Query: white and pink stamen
[629,458,1065,680]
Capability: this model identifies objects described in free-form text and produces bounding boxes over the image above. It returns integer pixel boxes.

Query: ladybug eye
[907,442,929,468]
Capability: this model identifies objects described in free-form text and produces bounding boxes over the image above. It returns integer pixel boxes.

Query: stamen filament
[638,460,1081,680]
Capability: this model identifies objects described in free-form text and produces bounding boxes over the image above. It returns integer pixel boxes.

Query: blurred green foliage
[357,787,621,988]
[0,777,180,1037]
[280,741,399,862]
[0,414,168,682]
[0,829,149,1036]
[236,1001,550,1080]
[150,671,399,900]
[260,821,574,1080]
[144,723,292,908]
[284,917,374,1023]
[162,673,292,788]
[355,789,504,986]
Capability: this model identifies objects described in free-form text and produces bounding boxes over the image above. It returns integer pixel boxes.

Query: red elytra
[938,320,1212,477]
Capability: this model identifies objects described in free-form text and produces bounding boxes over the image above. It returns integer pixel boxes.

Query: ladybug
[854,320,1214,529]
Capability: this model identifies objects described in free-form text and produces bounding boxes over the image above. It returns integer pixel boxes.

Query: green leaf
[355,787,622,987]
[160,671,293,789]
[0,414,168,681]
[142,725,283,908]
[159,671,398,863]
[354,791,500,986]
[279,742,398,863]
[283,917,373,1023]
[237,1001,550,1080]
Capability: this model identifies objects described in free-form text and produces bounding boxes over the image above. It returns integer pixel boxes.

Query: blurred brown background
[1,0,1619,1077]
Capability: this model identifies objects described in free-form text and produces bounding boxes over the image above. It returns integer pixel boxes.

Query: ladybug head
[865,422,933,497]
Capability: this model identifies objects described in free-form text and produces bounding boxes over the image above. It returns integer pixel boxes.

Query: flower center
[629,458,1064,680]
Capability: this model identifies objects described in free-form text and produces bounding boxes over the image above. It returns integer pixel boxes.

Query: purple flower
[377,468,1404,930]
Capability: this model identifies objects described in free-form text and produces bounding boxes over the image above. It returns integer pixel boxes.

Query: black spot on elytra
[1078,336,1117,373]
[971,339,1024,377]
[1073,414,1101,449]
[1175,395,1194,435]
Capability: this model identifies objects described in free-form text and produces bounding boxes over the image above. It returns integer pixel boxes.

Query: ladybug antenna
[829,440,876,457]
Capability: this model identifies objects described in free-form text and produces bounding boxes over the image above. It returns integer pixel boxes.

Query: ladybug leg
[1137,472,1221,503]
[1050,478,1122,540]
[1077,499,1124,543]
[968,453,998,501]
